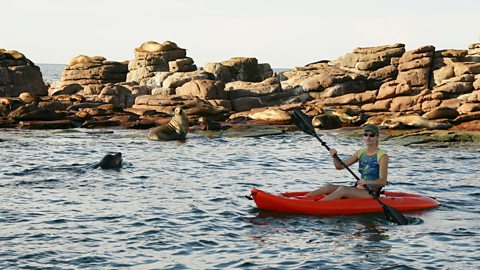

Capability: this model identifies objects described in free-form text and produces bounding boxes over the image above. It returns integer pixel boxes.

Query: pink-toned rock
[361,99,392,112]
[451,119,480,130]
[168,57,196,72]
[457,103,480,114]
[422,107,459,120]
[466,90,480,102]
[224,77,282,99]
[398,57,432,71]
[208,99,232,111]
[377,81,413,100]
[421,99,442,111]
[390,96,417,112]
[432,82,474,95]
[432,65,455,87]
[397,68,430,87]
[453,62,480,76]
[176,79,227,100]
[98,82,151,108]
[19,120,77,129]
[367,65,398,82]
[283,63,366,93]
[434,49,467,58]
[162,70,211,89]
[439,98,462,109]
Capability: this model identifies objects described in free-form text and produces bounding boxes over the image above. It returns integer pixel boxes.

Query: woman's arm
[330,149,359,170]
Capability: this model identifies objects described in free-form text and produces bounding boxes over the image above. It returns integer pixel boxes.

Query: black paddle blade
[383,204,409,225]
[291,108,316,137]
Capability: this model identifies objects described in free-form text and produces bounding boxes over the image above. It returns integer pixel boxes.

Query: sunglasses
[363,133,376,137]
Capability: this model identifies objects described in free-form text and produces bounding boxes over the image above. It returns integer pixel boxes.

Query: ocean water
[0,64,477,269]
[37,64,292,83]
[39,63,65,82]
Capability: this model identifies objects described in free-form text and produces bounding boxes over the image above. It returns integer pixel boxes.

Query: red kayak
[250,188,440,215]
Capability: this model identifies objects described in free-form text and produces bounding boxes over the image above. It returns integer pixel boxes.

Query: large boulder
[175,79,227,100]
[0,48,47,96]
[98,82,151,108]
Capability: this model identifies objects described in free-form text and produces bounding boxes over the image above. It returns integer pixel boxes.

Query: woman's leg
[305,184,340,196]
[320,186,371,201]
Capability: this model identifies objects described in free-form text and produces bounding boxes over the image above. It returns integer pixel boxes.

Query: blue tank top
[357,148,386,181]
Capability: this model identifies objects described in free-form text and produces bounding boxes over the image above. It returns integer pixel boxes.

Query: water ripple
[0,129,479,269]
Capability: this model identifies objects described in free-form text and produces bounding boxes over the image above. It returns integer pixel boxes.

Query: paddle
[291,108,409,225]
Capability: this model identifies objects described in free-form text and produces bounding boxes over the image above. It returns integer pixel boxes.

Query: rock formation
[48,55,128,96]
[0,48,47,97]
[126,40,196,85]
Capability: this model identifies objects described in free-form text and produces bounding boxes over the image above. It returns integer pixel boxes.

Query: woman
[305,124,389,201]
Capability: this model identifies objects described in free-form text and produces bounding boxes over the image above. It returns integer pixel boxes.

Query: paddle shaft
[311,133,360,182]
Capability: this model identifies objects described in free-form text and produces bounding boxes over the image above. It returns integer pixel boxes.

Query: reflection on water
[0,128,479,269]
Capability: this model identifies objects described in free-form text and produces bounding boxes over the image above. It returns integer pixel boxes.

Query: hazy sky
[2,0,479,68]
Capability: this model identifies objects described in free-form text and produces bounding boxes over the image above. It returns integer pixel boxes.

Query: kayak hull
[250,188,440,215]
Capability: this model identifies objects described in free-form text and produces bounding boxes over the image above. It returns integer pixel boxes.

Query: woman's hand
[356,179,366,189]
[329,148,337,157]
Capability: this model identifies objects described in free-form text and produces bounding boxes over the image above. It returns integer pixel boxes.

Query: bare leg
[305,184,340,197]
[321,186,371,201]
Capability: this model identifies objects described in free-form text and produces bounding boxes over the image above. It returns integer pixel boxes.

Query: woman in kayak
[305,124,389,201]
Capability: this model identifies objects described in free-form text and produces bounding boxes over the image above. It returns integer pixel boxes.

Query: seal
[328,107,364,125]
[19,92,38,103]
[248,108,291,122]
[0,98,13,116]
[135,40,164,53]
[68,55,106,66]
[198,116,222,131]
[312,113,342,129]
[422,107,459,120]
[147,106,189,141]
[93,152,123,169]
[382,115,451,130]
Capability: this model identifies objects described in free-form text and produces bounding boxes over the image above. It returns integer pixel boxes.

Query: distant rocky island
[1,41,479,142]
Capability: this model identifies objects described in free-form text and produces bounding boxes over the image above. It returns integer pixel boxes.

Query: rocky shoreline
[1,41,480,144]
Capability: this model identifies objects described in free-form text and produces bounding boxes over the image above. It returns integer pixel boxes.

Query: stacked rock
[133,55,280,113]
[426,61,480,122]
[334,43,405,89]
[126,41,197,85]
[365,46,436,113]
[282,63,367,101]
[49,55,128,96]
[224,77,299,111]
[413,47,480,122]
[431,49,467,88]
[465,43,480,62]
[203,57,273,83]
[0,48,47,97]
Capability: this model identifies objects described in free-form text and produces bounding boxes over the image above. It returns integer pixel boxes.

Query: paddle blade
[291,108,316,137]
[383,204,409,225]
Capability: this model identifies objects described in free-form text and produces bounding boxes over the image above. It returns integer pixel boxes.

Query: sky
[2,0,479,68]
